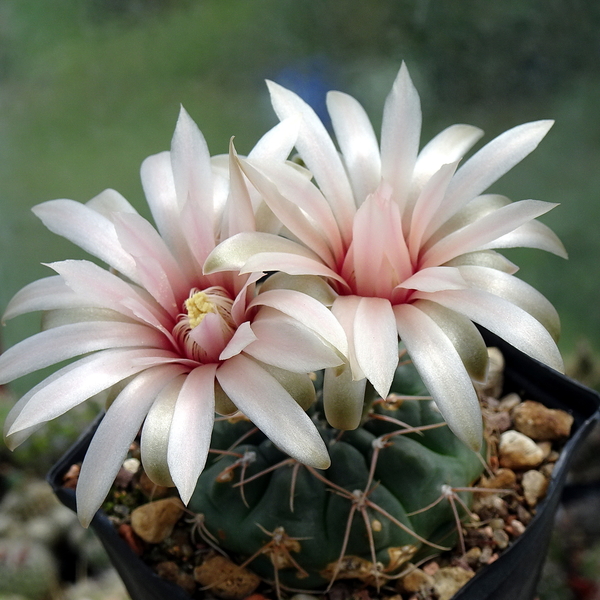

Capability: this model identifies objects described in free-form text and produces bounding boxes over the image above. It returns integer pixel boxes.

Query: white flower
[1,107,347,525]
[205,63,565,450]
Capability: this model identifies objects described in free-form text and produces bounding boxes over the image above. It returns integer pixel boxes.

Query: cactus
[188,356,484,591]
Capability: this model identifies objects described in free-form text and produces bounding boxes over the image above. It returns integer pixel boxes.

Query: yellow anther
[185,292,216,328]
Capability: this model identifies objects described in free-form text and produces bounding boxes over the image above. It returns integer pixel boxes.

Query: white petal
[168,364,218,504]
[2,277,79,321]
[394,303,483,450]
[267,80,356,244]
[32,200,137,280]
[219,321,258,360]
[6,349,177,440]
[417,287,564,372]
[249,289,348,357]
[412,124,484,196]
[245,311,343,372]
[0,321,167,384]
[248,116,299,162]
[327,90,381,203]
[353,297,398,399]
[216,354,330,468]
[422,199,558,268]
[77,365,185,526]
[457,265,561,340]
[427,120,554,234]
[204,231,320,274]
[380,63,422,209]
[397,266,467,293]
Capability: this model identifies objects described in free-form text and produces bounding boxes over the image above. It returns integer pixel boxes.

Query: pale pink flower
[1,107,347,525]
[205,64,566,450]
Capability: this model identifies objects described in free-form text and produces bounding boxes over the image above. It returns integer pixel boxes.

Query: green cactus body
[189,361,484,590]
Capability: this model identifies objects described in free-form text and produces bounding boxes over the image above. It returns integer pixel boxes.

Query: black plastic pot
[47,333,600,600]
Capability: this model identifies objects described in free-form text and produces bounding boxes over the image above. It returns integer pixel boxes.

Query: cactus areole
[188,359,484,590]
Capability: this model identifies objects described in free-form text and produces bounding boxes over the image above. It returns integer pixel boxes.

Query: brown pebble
[433,566,475,600]
[194,555,261,600]
[485,410,513,434]
[464,547,482,567]
[479,468,517,489]
[402,568,434,593]
[499,430,545,469]
[492,529,510,549]
[62,463,81,490]
[130,498,185,544]
[507,519,526,537]
[522,470,549,507]
[512,400,573,441]
[422,561,439,576]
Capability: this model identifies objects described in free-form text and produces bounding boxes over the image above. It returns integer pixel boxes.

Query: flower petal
[32,200,137,280]
[380,63,422,210]
[6,348,178,440]
[394,303,483,450]
[77,364,185,526]
[168,364,218,504]
[323,364,367,430]
[249,289,348,357]
[426,120,554,234]
[245,310,343,372]
[0,321,167,384]
[267,80,356,244]
[216,354,330,468]
[422,199,559,268]
[397,266,467,293]
[327,90,381,203]
[354,297,398,398]
[417,287,564,372]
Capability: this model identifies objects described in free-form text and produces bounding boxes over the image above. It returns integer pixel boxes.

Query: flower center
[185,291,217,328]
[174,286,236,363]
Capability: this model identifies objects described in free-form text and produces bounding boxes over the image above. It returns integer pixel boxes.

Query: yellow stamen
[185,292,216,328]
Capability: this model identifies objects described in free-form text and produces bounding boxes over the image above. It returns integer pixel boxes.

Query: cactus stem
[181,507,228,556]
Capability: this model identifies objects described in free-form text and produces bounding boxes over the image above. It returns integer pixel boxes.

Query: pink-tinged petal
[413,299,488,382]
[204,231,321,274]
[259,273,337,307]
[216,354,330,469]
[168,364,218,504]
[6,348,179,439]
[77,364,185,526]
[416,288,564,372]
[248,289,348,357]
[351,189,391,296]
[457,265,561,341]
[2,277,79,321]
[85,188,137,217]
[32,200,137,281]
[380,63,422,210]
[327,90,381,203]
[408,161,459,261]
[331,295,364,379]
[248,116,299,162]
[112,212,190,313]
[411,124,484,196]
[221,140,256,237]
[394,303,483,450]
[240,159,340,266]
[267,80,356,244]
[426,120,554,234]
[219,321,257,360]
[397,266,467,293]
[354,297,398,398]
[48,260,171,331]
[230,272,261,325]
[478,219,568,258]
[421,199,558,268]
[140,376,185,487]
[140,152,200,278]
[0,321,168,384]
[323,364,367,430]
[186,312,228,363]
[244,310,343,372]
[171,106,214,216]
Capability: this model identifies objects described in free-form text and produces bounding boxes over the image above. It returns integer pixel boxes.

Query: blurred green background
[1,0,600,461]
